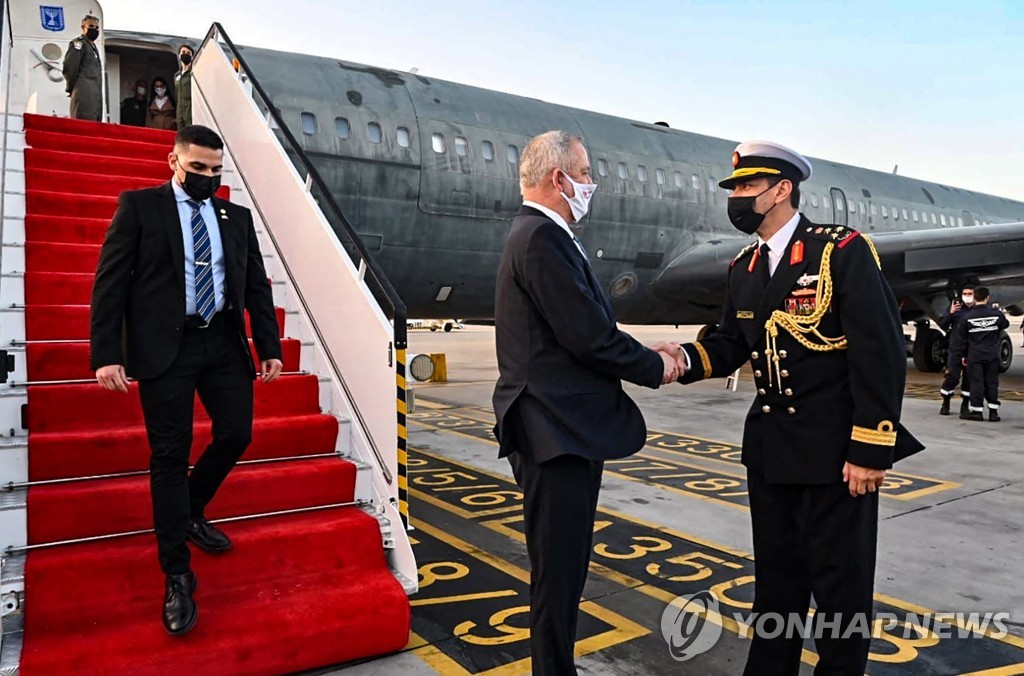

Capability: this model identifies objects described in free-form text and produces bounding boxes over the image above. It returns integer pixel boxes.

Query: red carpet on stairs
[16,113,409,674]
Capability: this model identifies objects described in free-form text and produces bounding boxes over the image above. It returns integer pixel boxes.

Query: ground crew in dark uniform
[956,287,1008,421]
[62,15,103,122]
[677,141,923,676]
[174,45,195,129]
[938,286,973,416]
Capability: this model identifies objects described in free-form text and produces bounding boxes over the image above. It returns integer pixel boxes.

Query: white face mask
[961,294,974,305]
[136,87,147,96]
[559,171,597,223]
[155,87,167,97]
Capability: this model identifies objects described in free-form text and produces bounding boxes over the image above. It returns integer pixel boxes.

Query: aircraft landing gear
[912,322,946,372]
[999,330,1014,373]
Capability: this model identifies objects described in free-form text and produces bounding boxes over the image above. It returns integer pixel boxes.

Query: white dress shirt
[758,212,801,277]
[173,179,227,316]
[521,200,588,259]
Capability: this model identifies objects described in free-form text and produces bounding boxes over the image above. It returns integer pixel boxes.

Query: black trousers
[939,350,969,398]
[507,440,603,676]
[744,471,878,676]
[968,359,1000,411]
[137,316,254,575]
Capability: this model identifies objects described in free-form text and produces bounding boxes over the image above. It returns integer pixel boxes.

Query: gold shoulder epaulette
[730,241,757,268]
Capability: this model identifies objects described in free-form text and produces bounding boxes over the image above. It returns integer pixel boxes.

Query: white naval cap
[719,140,813,190]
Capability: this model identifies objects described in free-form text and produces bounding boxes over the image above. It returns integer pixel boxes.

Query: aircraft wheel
[430,326,438,332]
[999,330,1014,373]
[697,324,719,341]
[444,323,453,333]
[912,327,945,372]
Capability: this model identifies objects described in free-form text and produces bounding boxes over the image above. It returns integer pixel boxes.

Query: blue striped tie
[186,200,216,322]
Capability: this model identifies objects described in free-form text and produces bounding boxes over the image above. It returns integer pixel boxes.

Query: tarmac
[320,325,1024,676]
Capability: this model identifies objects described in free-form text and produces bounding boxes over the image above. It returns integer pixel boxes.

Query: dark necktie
[756,243,772,286]
[186,200,216,322]
[572,234,589,262]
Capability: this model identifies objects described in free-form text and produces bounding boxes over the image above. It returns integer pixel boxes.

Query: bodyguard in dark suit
[492,131,682,675]
[91,125,283,636]
[677,141,923,675]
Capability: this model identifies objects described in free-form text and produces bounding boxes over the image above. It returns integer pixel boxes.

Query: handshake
[651,341,687,385]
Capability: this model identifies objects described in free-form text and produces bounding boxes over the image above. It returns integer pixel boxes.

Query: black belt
[183,312,225,330]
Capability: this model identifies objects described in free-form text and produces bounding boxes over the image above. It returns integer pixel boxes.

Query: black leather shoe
[989,410,1001,422]
[939,396,951,416]
[960,411,984,421]
[186,517,232,554]
[960,398,970,416]
[163,571,198,636]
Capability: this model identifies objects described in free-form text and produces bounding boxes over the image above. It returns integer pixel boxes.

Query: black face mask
[176,160,221,201]
[180,53,193,65]
[727,184,781,235]
[85,27,99,40]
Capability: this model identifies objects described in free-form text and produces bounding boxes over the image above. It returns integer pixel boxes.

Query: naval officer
[676,141,923,675]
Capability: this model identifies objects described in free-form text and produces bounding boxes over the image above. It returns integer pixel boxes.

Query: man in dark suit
[91,125,283,636]
[676,141,923,675]
[492,131,682,675]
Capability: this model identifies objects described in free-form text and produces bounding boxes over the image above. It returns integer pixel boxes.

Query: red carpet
[17,113,409,674]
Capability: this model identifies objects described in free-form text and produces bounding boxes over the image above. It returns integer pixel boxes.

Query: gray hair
[519,130,584,193]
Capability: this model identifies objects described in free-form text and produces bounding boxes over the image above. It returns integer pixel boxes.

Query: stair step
[26,241,101,273]
[28,414,340,482]
[25,305,286,341]
[20,509,410,675]
[26,214,120,246]
[25,338,302,381]
[25,129,171,162]
[26,168,167,198]
[27,375,322,433]
[24,113,177,145]
[26,190,118,220]
[25,148,170,181]
[27,457,356,544]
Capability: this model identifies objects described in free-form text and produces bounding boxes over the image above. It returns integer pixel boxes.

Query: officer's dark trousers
[744,471,878,676]
[968,359,1000,411]
[940,350,970,399]
[137,315,254,575]
[507,429,603,676]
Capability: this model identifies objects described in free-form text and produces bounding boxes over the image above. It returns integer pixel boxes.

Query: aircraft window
[881,205,888,218]
[507,144,519,165]
[598,159,609,176]
[848,199,856,213]
[932,213,937,224]
[637,165,648,183]
[902,208,909,220]
[656,168,666,185]
[912,210,919,222]
[892,207,899,221]
[618,162,629,179]
[822,194,830,209]
[368,122,383,144]
[691,174,701,191]
[940,214,947,225]
[396,126,411,148]
[334,117,350,139]
[431,133,446,153]
[707,178,716,194]
[859,202,866,215]
[957,216,964,227]
[482,141,494,161]
[674,172,684,188]
[870,203,877,216]
[811,194,819,208]
[834,195,845,211]
[300,112,317,135]
[455,136,469,157]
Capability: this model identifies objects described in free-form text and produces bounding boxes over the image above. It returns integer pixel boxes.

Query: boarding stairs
[0,21,415,675]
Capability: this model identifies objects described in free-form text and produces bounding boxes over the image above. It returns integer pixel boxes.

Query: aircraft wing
[651,222,1024,318]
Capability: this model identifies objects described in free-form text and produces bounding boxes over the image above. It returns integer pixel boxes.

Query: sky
[96,0,1023,200]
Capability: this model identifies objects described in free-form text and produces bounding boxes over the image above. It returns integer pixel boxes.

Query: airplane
[34,30,1024,373]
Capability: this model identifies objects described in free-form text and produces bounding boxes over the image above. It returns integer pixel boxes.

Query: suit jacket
[492,206,664,463]
[90,182,282,380]
[680,215,923,484]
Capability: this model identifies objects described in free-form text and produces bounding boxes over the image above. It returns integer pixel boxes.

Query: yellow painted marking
[410,397,455,409]
[874,593,1024,649]
[397,375,408,389]
[433,484,500,493]
[398,400,408,415]
[399,424,408,437]
[410,589,518,607]
[956,664,1024,676]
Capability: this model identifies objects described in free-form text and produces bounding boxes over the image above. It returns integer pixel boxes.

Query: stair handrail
[196,23,408,352]
[0,0,14,271]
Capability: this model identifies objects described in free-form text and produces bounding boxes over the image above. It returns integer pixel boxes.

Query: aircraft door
[830,187,848,227]
[7,1,107,118]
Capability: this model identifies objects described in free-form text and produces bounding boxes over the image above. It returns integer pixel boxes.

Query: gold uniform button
[781,369,790,378]
[787,407,796,415]
[785,388,793,396]
[754,370,763,378]
[758,388,766,395]
[762,405,772,414]
[751,351,759,360]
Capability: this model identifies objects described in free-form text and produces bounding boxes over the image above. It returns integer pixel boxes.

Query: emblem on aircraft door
[40,6,65,32]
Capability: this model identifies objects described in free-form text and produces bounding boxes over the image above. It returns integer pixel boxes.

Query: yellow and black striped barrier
[396,348,410,529]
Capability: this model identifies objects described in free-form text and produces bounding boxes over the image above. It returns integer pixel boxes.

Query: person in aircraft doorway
[938,286,974,416]
[62,15,103,121]
[147,76,177,131]
[120,79,148,127]
[956,287,1009,422]
[175,45,195,128]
